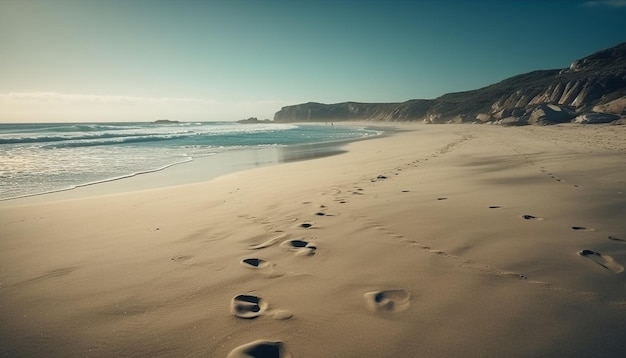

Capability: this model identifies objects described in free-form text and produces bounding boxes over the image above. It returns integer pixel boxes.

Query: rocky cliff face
[274,42,626,125]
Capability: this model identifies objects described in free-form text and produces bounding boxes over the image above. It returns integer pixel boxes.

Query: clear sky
[1,0,625,122]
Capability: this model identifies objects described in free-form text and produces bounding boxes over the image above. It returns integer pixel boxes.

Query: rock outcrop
[237,117,272,124]
[274,42,626,125]
[528,104,577,125]
[153,119,179,124]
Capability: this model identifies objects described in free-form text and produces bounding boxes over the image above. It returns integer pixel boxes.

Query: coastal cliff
[274,42,626,125]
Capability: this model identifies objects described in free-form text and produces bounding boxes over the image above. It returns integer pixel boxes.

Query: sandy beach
[1,123,625,357]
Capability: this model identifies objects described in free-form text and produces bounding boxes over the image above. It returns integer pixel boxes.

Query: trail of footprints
[198,154,622,356]
[437,199,624,275]
[224,185,417,357]
[539,165,581,188]
[511,146,578,188]
[342,167,624,281]
[511,148,580,189]
[226,203,338,356]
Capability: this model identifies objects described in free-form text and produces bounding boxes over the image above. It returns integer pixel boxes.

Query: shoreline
[1,123,625,357]
[0,122,387,206]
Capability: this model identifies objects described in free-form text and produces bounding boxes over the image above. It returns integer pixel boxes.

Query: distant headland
[153,119,180,124]
[274,42,626,125]
[237,117,272,124]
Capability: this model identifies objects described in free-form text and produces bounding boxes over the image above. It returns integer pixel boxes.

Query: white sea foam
[0,121,378,200]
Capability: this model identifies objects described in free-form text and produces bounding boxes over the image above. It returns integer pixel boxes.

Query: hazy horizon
[1,0,625,123]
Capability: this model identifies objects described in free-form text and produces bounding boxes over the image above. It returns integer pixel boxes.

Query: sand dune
[1,123,625,357]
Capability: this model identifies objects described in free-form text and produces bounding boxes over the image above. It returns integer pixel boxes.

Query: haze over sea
[0,121,379,200]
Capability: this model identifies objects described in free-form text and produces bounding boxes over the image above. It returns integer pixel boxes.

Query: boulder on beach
[528,104,576,125]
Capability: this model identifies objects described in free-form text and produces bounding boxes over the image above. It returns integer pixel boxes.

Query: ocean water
[0,121,380,200]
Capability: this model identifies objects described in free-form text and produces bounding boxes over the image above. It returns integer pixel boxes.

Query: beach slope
[1,124,625,357]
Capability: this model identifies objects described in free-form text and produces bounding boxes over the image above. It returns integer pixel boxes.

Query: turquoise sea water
[0,121,380,200]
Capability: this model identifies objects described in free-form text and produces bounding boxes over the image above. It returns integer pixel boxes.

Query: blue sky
[1,0,625,122]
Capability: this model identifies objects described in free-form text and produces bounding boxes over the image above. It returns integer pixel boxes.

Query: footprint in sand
[578,249,624,273]
[171,255,196,265]
[313,210,334,217]
[247,233,288,250]
[572,226,595,231]
[280,239,317,256]
[230,294,293,320]
[231,294,269,319]
[226,340,290,358]
[293,222,315,229]
[521,214,543,220]
[241,258,269,268]
[364,289,411,313]
[240,258,283,278]
[608,235,626,243]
